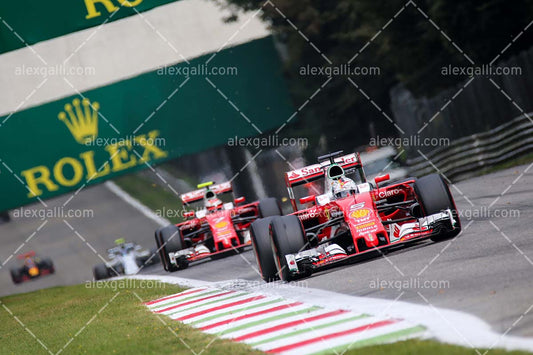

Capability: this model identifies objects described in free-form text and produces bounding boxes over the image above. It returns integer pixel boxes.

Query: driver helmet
[114,238,126,247]
[24,257,35,267]
[204,189,223,211]
[327,164,357,198]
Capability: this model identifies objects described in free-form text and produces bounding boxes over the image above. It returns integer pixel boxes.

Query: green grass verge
[1,281,530,355]
[342,340,531,355]
[0,280,262,355]
[159,162,198,188]
[113,173,184,224]
[480,152,533,175]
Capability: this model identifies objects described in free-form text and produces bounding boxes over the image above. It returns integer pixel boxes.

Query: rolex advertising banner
[0,36,295,211]
[0,0,177,54]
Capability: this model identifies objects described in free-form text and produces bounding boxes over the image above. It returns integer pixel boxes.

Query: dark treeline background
[218,0,533,159]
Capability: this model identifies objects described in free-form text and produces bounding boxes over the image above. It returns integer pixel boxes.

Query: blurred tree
[217,0,533,157]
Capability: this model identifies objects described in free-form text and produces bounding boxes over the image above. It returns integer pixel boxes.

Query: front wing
[285,209,458,276]
[168,240,252,266]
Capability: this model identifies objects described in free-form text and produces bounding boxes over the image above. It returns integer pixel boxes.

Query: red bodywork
[175,183,263,262]
[294,181,424,253]
[284,153,448,269]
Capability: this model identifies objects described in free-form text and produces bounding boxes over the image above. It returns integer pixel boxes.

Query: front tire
[270,215,307,282]
[148,247,161,264]
[93,264,109,280]
[414,174,461,242]
[10,268,23,284]
[250,217,278,282]
[41,258,55,273]
[136,248,161,267]
[155,225,185,272]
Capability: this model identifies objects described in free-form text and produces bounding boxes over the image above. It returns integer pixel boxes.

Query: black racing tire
[135,256,147,267]
[0,211,10,224]
[270,215,307,282]
[148,247,161,264]
[414,174,462,242]
[93,263,110,280]
[112,263,125,277]
[155,225,184,272]
[42,258,55,273]
[10,268,23,284]
[136,249,160,267]
[258,198,282,218]
[250,217,278,282]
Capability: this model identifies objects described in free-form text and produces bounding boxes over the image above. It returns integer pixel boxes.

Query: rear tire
[136,248,160,267]
[155,225,185,272]
[93,264,109,280]
[42,258,55,274]
[414,174,461,242]
[41,257,53,268]
[250,217,278,282]
[258,198,282,217]
[270,215,307,282]
[148,248,161,264]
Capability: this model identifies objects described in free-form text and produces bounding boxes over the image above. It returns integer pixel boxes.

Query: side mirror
[374,174,390,187]
[183,211,195,219]
[299,195,316,205]
[234,196,245,205]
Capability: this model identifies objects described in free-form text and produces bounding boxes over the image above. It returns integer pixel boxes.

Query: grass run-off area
[1,280,531,355]
[113,173,184,224]
[481,152,533,175]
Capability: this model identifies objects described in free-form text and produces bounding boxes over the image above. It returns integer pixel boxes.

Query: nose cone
[363,233,380,247]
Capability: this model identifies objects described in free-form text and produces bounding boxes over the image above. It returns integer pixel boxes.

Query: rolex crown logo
[58,98,99,144]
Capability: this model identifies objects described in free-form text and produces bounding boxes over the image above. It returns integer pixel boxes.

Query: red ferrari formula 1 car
[10,251,55,284]
[155,181,282,272]
[250,151,461,282]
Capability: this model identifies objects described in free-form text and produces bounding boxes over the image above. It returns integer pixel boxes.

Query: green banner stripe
[309,325,427,355]
[217,306,322,336]
[166,292,247,316]
[189,298,285,326]
[149,290,221,309]
[0,36,294,211]
[249,314,370,347]
[0,0,177,54]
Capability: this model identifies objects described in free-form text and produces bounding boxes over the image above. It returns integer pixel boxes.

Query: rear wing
[284,152,363,188]
[17,251,36,259]
[180,181,233,204]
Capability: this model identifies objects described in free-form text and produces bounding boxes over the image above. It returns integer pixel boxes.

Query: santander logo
[288,172,300,179]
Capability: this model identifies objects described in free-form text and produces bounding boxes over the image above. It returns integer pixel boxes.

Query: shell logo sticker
[214,221,229,229]
[351,208,370,219]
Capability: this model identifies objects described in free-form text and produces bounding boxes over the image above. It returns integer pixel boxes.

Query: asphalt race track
[1,164,532,338]
[0,184,162,297]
